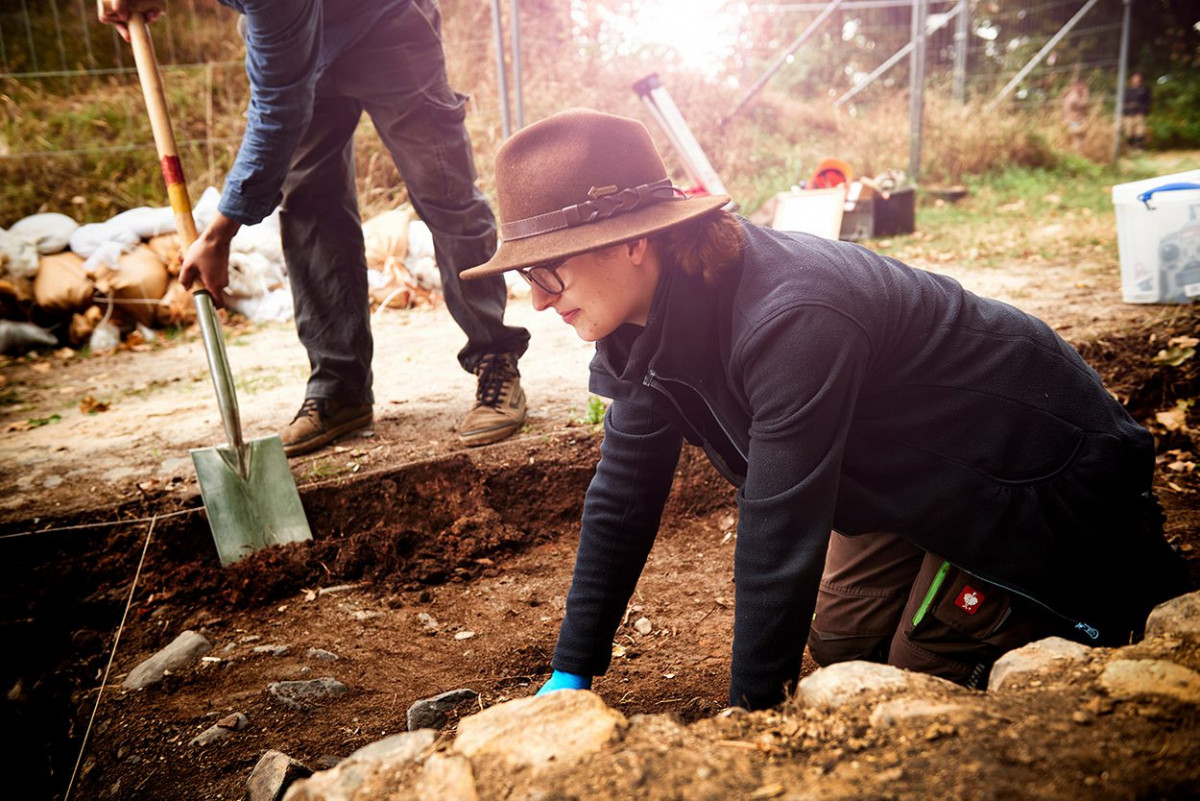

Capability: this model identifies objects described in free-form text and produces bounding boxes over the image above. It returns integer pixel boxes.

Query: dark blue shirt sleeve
[729,304,871,709]
[551,399,683,677]
[218,0,321,225]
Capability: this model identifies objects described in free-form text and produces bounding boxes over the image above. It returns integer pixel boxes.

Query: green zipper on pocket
[912,560,952,628]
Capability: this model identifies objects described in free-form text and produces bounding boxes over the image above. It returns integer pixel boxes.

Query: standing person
[462,108,1192,710]
[99,0,531,456]
[1123,72,1152,151]
[1061,76,1090,152]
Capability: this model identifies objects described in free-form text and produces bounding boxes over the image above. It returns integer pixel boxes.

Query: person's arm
[728,305,871,710]
[550,400,683,679]
[218,0,321,227]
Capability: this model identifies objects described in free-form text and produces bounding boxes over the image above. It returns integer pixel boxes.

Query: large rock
[869,698,984,729]
[283,730,438,801]
[795,661,961,710]
[248,750,312,801]
[453,690,627,772]
[1098,659,1200,705]
[122,630,213,690]
[416,752,478,801]
[987,636,1092,692]
[1145,591,1200,640]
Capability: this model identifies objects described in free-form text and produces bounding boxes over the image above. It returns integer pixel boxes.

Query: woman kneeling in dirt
[461,109,1192,711]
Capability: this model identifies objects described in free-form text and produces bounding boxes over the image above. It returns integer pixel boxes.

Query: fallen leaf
[1151,346,1196,367]
[1156,407,1189,432]
[79,396,110,414]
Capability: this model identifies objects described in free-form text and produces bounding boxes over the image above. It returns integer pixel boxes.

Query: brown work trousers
[807,532,1062,689]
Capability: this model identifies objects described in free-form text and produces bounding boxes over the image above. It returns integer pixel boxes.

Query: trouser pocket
[892,561,1044,689]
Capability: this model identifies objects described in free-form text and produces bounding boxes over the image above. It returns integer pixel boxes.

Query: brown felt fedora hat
[462,108,730,279]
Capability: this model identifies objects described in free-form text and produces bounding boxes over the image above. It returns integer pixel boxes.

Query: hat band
[500,178,682,242]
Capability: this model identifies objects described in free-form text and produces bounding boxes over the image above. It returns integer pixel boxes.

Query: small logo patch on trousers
[955,586,985,615]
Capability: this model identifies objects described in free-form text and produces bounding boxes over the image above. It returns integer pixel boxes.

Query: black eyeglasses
[517,257,567,295]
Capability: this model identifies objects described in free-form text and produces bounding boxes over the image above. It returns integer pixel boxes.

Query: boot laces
[475,354,517,407]
[293,397,325,423]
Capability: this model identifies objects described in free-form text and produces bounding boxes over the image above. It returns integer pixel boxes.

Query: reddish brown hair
[648,209,743,285]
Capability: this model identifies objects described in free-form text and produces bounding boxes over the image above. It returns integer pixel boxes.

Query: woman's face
[528,239,659,342]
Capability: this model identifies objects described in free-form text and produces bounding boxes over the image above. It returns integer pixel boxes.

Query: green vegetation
[581,395,608,426]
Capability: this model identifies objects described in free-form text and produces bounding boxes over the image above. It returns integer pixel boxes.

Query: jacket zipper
[644,369,748,483]
[937,559,1104,642]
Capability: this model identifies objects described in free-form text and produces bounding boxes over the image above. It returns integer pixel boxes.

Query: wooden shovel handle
[127,12,199,250]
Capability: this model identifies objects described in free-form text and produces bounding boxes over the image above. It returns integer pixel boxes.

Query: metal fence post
[909,0,928,182]
[1112,0,1131,163]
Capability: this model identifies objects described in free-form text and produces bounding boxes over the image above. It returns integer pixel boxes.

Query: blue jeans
[278,0,529,405]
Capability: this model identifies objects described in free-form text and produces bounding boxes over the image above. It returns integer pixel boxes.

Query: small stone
[417,612,439,633]
[454,631,476,641]
[122,631,213,690]
[267,677,349,711]
[634,617,653,635]
[306,648,339,662]
[253,645,290,657]
[407,688,479,731]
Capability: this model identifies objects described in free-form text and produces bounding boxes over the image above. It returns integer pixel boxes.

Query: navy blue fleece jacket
[551,221,1178,710]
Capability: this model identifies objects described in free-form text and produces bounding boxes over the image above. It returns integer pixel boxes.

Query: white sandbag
[191,186,223,232]
[0,319,58,355]
[107,205,176,238]
[230,208,283,266]
[69,222,140,258]
[83,240,126,274]
[363,207,413,272]
[89,318,122,353]
[0,227,40,279]
[404,219,440,290]
[7,212,79,255]
[227,286,294,322]
[227,250,286,300]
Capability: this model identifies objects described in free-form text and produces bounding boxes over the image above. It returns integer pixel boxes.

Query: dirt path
[0,287,596,525]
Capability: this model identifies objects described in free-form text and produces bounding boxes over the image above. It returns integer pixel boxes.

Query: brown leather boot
[458,353,526,447]
[281,398,373,457]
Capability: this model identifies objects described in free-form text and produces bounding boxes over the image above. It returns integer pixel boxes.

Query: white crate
[1112,170,1200,304]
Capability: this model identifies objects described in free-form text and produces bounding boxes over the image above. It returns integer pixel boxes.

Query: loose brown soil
[1,252,1199,800]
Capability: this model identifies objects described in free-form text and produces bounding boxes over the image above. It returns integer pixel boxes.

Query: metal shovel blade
[191,435,311,566]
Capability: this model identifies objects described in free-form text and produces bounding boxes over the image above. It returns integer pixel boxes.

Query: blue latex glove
[536,670,592,695]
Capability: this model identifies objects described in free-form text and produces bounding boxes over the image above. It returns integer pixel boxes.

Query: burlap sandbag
[146,233,183,276]
[154,280,197,328]
[69,305,104,345]
[363,207,413,272]
[105,245,169,328]
[33,251,94,313]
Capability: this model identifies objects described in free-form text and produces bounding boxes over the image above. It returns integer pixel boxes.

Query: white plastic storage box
[1112,170,1200,304]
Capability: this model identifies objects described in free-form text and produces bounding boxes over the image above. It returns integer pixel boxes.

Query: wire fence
[0,0,1130,217]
